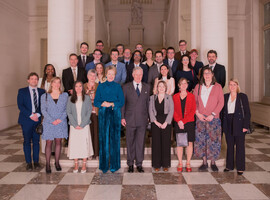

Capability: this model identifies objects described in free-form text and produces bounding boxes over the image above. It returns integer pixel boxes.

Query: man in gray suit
[148,51,172,95]
[121,67,150,173]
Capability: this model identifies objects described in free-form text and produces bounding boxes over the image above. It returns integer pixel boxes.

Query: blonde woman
[41,77,68,173]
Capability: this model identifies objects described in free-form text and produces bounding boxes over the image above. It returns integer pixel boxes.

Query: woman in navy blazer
[222,78,251,175]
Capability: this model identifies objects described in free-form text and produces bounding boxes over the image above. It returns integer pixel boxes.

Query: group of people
[17,39,251,175]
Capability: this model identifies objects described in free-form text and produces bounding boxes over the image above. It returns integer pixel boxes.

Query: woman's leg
[82,158,87,171]
[186,142,193,165]
[161,125,171,168]
[152,123,162,168]
[45,140,53,168]
[235,134,245,171]
[225,133,235,170]
[54,138,62,167]
[176,147,183,165]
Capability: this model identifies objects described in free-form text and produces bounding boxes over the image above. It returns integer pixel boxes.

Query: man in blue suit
[105,48,127,84]
[163,46,179,77]
[17,72,45,170]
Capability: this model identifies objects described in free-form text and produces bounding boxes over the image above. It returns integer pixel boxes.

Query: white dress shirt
[28,86,41,117]
[227,94,236,114]
[201,84,213,108]
[71,66,78,77]
[133,81,142,92]
[209,63,216,71]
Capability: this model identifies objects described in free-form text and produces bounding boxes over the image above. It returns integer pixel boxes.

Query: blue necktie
[136,84,140,96]
[33,89,38,113]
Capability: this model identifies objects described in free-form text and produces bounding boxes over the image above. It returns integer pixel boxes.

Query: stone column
[75,0,84,50]
[200,0,228,74]
[191,0,197,49]
[48,0,76,76]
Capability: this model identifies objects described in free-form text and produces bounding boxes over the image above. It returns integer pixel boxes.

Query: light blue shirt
[105,61,127,84]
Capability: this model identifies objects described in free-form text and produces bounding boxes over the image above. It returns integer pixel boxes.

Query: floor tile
[257,139,270,143]
[3,144,23,150]
[245,162,265,171]
[59,173,94,185]
[245,139,261,143]
[12,150,24,155]
[0,162,23,172]
[91,172,123,185]
[123,173,154,185]
[247,143,270,148]
[84,185,121,200]
[40,166,71,173]
[121,185,157,200]
[257,148,270,154]
[0,172,38,184]
[246,154,270,162]
[155,185,194,200]
[0,184,24,200]
[0,154,10,161]
[254,162,270,171]
[0,172,8,179]
[245,148,263,154]
[211,172,250,184]
[251,135,270,139]
[182,172,218,184]
[221,184,269,200]
[254,184,270,198]
[10,184,57,200]
[47,185,89,200]
[2,155,26,162]
[13,163,45,172]
[243,171,270,183]
[0,136,9,140]
[188,184,230,200]
[153,173,186,184]
[0,140,17,144]
[29,172,66,184]
[0,149,22,155]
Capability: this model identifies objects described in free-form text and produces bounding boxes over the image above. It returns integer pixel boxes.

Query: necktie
[125,62,129,69]
[136,84,140,96]
[72,68,77,81]
[169,60,173,68]
[82,56,86,68]
[33,89,38,113]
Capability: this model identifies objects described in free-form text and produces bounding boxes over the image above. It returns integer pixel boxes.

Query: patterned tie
[82,56,86,68]
[169,60,173,68]
[136,84,140,96]
[33,89,38,113]
[72,68,77,81]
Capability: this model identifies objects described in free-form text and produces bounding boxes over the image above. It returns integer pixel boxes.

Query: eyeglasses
[203,72,212,75]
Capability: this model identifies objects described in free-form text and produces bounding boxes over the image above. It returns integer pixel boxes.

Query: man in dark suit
[204,50,226,88]
[148,51,172,94]
[121,67,150,173]
[163,46,179,76]
[17,72,45,170]
[89,40,110,64]
[121,48,133,68]
[175,40,190,61]
[135,43,146,62]
[77,42,92,68]
[126,50,148,83]
[62,53,87,95]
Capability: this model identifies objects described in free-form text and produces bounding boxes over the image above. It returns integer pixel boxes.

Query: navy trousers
[21,122,40,163]
[98,107,121,173]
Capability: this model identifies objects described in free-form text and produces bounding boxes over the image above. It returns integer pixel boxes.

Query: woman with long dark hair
[67,81,93,173]
[38,64,56,91]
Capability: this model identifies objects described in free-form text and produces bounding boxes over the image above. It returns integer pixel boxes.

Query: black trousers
[151,123,171,168]
[225,114,246,171]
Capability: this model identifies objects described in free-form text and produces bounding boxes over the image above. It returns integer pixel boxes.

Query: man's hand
[121,119,127,127]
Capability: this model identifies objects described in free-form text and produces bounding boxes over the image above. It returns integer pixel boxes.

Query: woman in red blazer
[173,78,196,172]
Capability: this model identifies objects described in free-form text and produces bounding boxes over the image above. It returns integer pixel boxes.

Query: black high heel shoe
[55,163,62,171]
[46,165,51,174]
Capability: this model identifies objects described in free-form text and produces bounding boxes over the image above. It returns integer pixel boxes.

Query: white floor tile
[13,149,24,155]
[243,171,270,184]
[257,139,270,143]
[123,173,154,185]
[155,185,194,200]
[0,162,23,172]
[83,185,121,200]
[59,173,94,185]
[0,140,17,144]
[182,172,218,184]
[0,154,10,161]
[245,148,263,154]
[11,184,56,200]
[221,184,269,200]
[247,143,270,148]
[0,172,38,184]
[4,144,23,150]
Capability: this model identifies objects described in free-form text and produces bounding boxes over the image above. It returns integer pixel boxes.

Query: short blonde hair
[229,78,240,93]
[47,77,63,94]
[157,80,167,93]
[105,65,117,76]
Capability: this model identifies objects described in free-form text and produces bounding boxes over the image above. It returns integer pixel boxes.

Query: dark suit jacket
[222,93,251,136]
[77,55,92,68]
[89,52,111,64]
[126,63,148,83]
[204,63,226,88]
[17,87,45,125]
[174,51,190,61]
[163,59,179,77]
[121,82,150,127]
[62,67,87,94]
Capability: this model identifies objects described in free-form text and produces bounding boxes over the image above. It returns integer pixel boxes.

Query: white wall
[0,0,29,130]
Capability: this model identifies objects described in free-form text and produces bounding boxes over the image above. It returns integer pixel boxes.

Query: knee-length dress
[68,96,94,159]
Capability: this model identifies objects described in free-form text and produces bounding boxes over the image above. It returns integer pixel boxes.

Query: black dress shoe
[34,162,41,169]
[211,164,219,172]
[55,163,62,171]
[128,165,134,173]
[223,168,230,172]
[46,165,51,174]
[237,171,243,175]
[198,163,208,171]
[26,163,33,171]
[137,166,144,173]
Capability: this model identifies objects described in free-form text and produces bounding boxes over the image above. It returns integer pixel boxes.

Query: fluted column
[191,0,197,49]
[75,0,84,49]
[48,0,76,76]
[200,0,228,75]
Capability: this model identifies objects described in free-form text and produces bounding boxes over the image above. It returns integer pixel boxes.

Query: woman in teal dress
[94,65,125,173]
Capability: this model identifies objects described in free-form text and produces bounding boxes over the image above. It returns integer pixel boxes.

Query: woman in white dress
[67,81,94,173]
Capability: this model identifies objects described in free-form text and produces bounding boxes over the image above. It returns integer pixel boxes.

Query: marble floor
[0,126,270,200]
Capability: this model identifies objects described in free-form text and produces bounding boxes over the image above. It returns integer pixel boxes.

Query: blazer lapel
[129,83,139,100]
